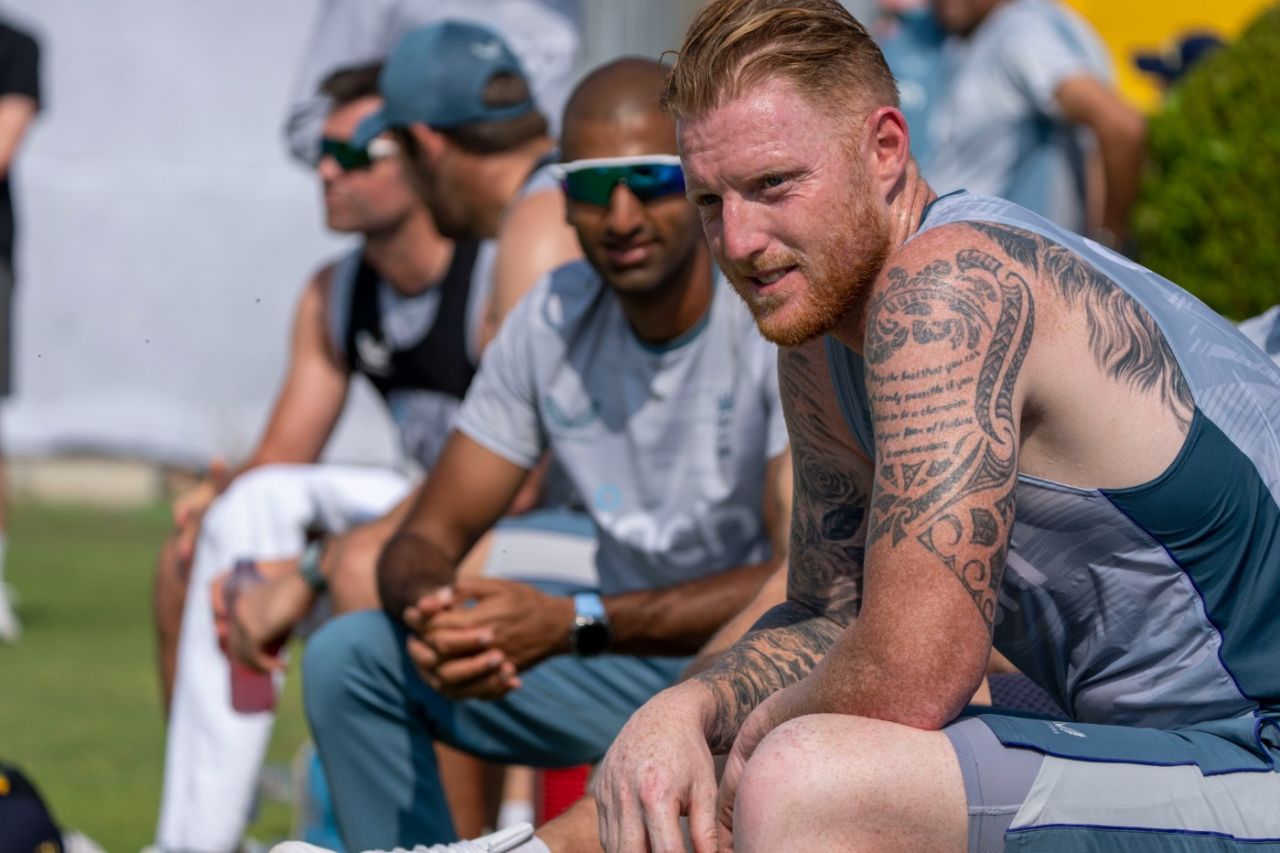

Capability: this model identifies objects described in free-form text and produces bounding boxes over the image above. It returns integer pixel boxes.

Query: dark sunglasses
[318,137,399,172]
[554,155,686,206]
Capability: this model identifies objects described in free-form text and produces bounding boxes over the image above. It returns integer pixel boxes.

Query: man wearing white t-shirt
[922,0,1144,242]
[291,57,791,850]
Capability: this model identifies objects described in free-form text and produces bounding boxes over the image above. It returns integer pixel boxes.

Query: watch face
[573,619,612,656]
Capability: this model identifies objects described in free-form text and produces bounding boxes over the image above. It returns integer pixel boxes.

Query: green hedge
[1133,4,1280,321]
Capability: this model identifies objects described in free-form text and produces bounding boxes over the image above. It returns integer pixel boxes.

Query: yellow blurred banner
[1063,0,1275,110]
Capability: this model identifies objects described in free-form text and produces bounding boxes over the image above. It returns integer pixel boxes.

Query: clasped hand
[402,577,570,700]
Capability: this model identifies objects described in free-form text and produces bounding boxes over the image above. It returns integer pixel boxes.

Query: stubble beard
[738,186,891,348]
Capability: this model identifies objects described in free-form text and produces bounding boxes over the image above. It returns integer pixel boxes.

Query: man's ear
[409,122,446,162]
[865,106,911,196]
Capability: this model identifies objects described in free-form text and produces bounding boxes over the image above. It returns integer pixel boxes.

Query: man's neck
[619,247,716,346]
[362,211,454,295]
[834,160,937,349]
[887,159,937,253]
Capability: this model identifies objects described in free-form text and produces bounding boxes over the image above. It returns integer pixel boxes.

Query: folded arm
[790,227,1032,729]
[692,340,867,750]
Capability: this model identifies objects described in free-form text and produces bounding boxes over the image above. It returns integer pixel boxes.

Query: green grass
[0,502,310,852]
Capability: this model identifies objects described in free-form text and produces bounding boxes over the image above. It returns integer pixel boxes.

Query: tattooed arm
[692,337,870,750]
[595,337,869,853]
[762,226,1036,730]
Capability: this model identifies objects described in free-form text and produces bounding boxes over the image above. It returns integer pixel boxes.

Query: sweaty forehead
[678,79,840,183]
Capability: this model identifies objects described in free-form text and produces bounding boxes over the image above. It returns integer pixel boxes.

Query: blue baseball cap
[353,20,535,147]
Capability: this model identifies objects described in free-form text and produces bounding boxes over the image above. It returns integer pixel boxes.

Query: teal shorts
[944,711,1280,852]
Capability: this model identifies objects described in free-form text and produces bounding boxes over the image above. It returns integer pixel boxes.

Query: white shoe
[270,823,535,853]
[0,586,20,642]
[62,831,107,853]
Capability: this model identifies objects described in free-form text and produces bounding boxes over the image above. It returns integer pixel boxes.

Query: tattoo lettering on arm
[865,248,1034,630]
[694,344,866,751]
[967,221,1193,429]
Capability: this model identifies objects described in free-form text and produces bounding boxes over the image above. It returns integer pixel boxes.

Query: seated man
[921,0,1144,243]
[598,2,1280,852]
[275,56,791,851]
[154,51,580,853]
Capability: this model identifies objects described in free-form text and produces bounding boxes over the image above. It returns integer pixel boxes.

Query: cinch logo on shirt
[600,500,761,570]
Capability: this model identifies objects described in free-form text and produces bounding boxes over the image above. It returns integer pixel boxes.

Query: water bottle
[224,558,277,713]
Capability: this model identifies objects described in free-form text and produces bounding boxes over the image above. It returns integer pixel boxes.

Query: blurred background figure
[0,14,38,643]
[153,60,492,853]
[284,0,583,165]
[920,0,1145,244]
[870,0,945,165]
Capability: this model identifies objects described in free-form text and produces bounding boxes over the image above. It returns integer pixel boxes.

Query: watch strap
[299,539,328,592]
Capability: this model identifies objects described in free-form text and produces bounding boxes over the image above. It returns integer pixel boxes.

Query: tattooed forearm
[779,346,867,621]
[692,344,868,750]
[968,221,1193,428]
[865,249,1032,628]
[694,601,844,751]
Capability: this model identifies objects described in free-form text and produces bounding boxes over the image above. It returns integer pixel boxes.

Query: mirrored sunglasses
[554,155,686,206]
[319,137,399,172]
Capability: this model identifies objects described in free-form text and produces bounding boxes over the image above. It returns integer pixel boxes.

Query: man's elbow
[890,666,985,730]
[897,695,968,731]
[1106,110,1147,156]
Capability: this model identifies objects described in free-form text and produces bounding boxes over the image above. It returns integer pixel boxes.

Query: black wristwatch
[569,592,612,656]
[298,538,328,593]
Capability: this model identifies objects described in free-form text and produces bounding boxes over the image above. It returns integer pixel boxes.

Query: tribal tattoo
[865,247,1033,630]
[695,344,865,751]
[863,222,1192,631]
[967,222,1193,428]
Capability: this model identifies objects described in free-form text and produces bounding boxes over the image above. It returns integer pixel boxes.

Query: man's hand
[402,578,574,700]
[172,459,233,567]
[402,586,518,700]
[211,558,306,671]
[227,564,316,672]
[596,682,722,853]
[429,577,573,669]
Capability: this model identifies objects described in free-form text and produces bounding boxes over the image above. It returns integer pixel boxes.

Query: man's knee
[302,610,402,730]
[736,715,967,850]
[734,716,899,834]
[736,716,840,828]
[153,536,189,627]
[326,525,388,613]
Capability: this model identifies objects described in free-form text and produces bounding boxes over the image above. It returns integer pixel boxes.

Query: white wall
[0,0,877,470]
[1,0,392,469]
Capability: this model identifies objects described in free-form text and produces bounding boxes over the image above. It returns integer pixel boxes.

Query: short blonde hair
[662,0,899,122]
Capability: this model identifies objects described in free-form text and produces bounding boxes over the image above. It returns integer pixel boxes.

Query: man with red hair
[596,1,1280,851]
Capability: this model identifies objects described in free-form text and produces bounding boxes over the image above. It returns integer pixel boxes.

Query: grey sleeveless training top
[825,192,1280,731]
